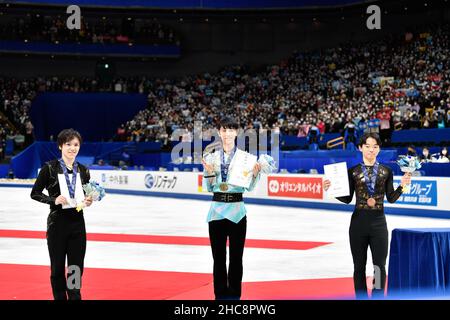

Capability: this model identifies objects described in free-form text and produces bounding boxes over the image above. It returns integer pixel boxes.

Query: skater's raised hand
[401,172,412,187]
[323,179,331,191]
[252,163,262,177]
[84,196,93,207]
[55,195,68,206]
[202,158,214,175]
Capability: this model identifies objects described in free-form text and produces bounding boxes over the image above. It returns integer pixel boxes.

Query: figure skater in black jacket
[324,133,411,299]
[31,129,93,300]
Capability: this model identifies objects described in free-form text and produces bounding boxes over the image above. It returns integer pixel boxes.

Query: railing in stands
[327,136,345,150]
[394,122,403,131]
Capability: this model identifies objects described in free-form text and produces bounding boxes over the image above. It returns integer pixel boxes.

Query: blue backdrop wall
[11,141,135,179]
[30,92,147,142]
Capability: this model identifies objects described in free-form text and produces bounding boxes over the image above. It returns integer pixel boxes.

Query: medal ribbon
[361,162,379,197]
[220,147,236,183]
[59,158,78,199]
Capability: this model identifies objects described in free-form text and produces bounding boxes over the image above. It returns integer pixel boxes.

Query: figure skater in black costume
[31,129,93,300]
[324,133,411,299]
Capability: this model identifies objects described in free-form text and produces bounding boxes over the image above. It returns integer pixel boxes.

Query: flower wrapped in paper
[396,155,420,193]
[76,180,106,212]
[203,152,220,174]
[396,155,422,173]
[257,154,277,174]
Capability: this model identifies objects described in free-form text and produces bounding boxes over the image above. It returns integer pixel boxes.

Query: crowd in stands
[409,145,449,163]
[0,23,449,152]
[101,22,450,145]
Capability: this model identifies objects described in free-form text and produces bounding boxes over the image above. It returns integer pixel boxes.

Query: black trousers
[46,211,87,300]
[349,209,388,299]
[208,216,247,300]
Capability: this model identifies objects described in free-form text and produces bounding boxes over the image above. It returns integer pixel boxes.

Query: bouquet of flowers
[203,152,220,173]
[76,180,106,212]
[257,154,277,174]
[396,155,421,192]
[397,155,422,173]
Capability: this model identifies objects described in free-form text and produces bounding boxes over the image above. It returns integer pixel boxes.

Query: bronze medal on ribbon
[367,197,376,207]
[219,183,229,192]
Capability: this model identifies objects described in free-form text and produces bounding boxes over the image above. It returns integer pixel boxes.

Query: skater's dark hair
[216,116,239,130]
[358,133,381,147]
[57,129,83,148]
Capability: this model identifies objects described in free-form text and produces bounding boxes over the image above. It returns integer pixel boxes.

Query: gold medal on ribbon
[219,183,229,192]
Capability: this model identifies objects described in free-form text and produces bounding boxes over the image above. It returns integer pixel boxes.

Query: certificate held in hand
[323,162,350,197]
[57,172,85,209]
[227,149,258,189]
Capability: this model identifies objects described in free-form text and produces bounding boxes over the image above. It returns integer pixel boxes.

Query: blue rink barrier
[10,142,450,179]
[10,141,144,179]
[0,165,10,178]
[1,183,449,219]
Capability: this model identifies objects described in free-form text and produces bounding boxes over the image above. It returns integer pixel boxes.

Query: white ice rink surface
[1,186,450,282]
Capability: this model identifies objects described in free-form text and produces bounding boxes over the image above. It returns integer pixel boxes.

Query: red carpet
[0,229,331,250]
[0,230,345,299]
[0,263,355,300]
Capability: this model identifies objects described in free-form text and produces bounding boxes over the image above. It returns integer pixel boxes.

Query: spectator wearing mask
[317,119,326,134]
[24,120,34,148]
[437,113,446,129]
[436,147,449,163]
[419,147,432,162]
[357,118,368,136]
[368,116,380,134]
[377,109,391,144]
[391,107,402,130]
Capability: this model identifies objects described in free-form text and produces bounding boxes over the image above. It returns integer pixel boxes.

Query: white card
[227,149,258,189]
[58,173,85,209]
[323,162,350,197]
